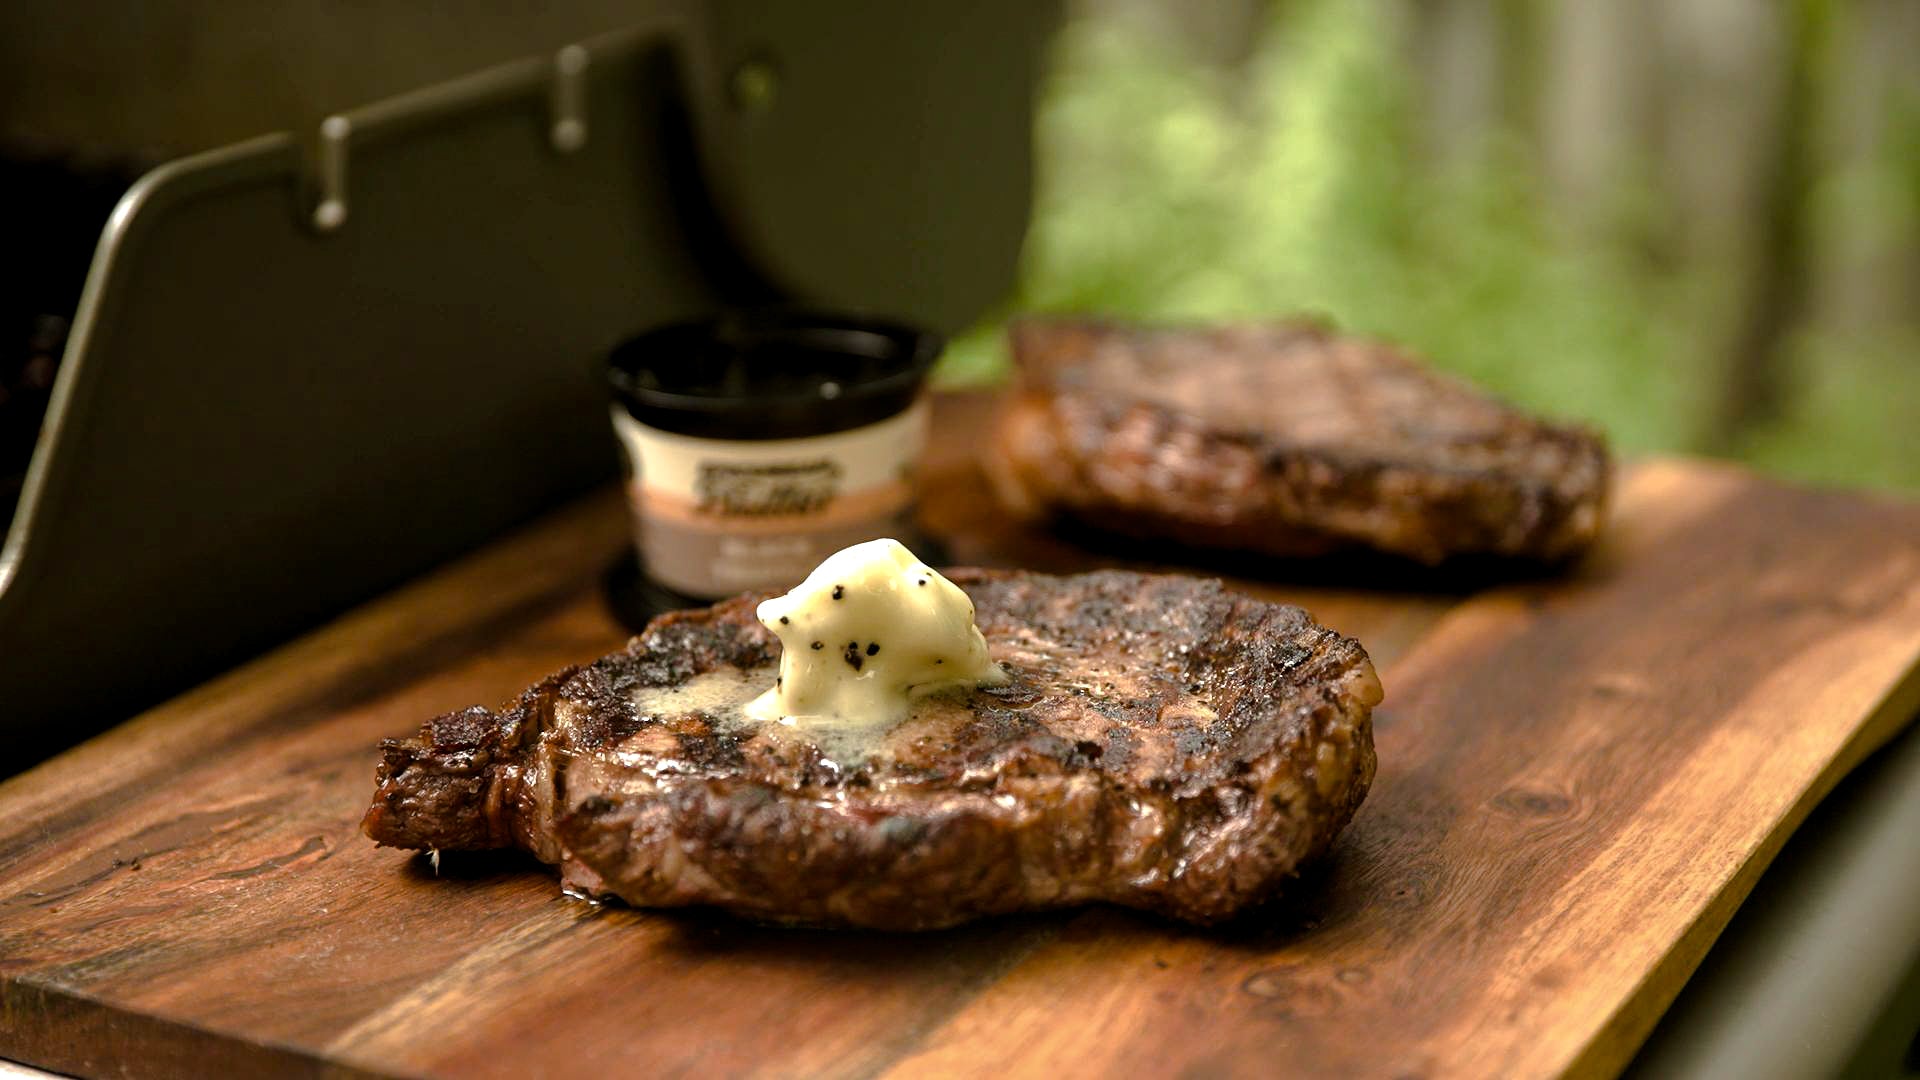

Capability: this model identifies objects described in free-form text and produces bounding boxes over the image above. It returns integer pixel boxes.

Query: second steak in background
[986,318,1611,566]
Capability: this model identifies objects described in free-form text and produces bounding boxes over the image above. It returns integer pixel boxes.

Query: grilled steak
[985,318,1610,564]
[363,569,1380,930]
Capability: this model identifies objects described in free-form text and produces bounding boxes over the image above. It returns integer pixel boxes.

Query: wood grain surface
[2,394,1918,1079]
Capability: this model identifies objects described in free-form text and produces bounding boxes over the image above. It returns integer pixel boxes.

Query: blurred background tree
[938,0,1920,492]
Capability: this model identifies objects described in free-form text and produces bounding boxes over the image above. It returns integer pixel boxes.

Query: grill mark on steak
[363,570,1380,930]
[985,318,1611,565]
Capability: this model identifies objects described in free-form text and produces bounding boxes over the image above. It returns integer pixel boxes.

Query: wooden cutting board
[3,394,1919,1080]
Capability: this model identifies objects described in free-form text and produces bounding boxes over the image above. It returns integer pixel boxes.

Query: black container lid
[607,309,942,440]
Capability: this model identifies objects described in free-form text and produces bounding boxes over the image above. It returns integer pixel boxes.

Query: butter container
[607,310,940,603]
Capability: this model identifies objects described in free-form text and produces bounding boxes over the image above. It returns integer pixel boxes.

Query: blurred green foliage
[936,0,1919,491]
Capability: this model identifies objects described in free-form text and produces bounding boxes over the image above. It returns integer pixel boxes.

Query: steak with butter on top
[362,569,1380,930]
[986,318,1610,565]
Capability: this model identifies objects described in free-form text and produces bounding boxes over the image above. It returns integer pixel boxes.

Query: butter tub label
[610,399,928,598]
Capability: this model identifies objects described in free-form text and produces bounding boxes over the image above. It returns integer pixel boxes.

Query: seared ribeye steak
[363,570,1380,930]
[986,318,1610,564]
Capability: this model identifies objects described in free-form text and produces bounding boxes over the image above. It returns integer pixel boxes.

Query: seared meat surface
[363,570,1380,930]
[986,318,1610,564]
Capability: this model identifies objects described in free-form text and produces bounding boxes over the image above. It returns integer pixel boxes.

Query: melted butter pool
[631,666,975,768]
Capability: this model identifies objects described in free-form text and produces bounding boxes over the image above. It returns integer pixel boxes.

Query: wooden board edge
[1565,653,1920,1079]
[0,976,395,1080]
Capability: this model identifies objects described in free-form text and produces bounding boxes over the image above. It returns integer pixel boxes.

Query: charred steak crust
[985,318,1611,564]
[363,570,1381,930]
